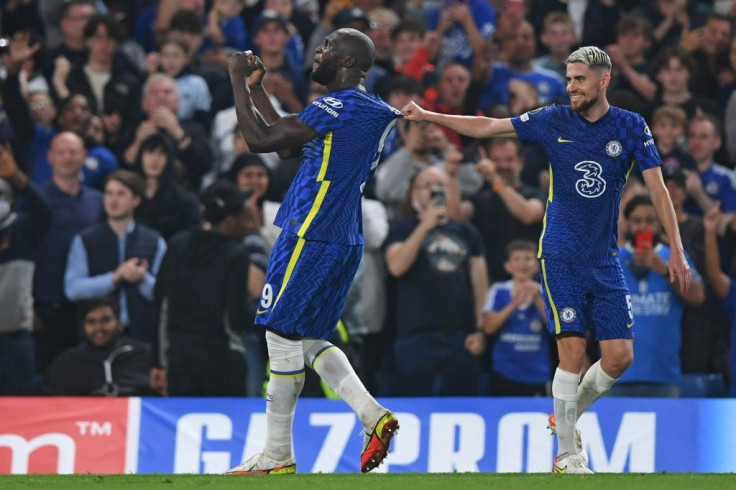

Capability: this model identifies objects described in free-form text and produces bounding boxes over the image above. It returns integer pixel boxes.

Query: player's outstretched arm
[401,101,516,139]
[229,51,317,154]
[642,166,693,293]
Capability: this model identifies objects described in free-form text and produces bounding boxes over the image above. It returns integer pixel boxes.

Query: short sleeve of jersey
[631,113,662,173]
[298,96,346,136]
[483,282,506,313]
[511,105,557,144]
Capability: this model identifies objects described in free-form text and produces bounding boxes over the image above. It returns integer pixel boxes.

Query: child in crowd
[607,14,656,103]
[157,36,212,126]
[481,241,551,396]
[651,105,695,171]
[532,11,576,79]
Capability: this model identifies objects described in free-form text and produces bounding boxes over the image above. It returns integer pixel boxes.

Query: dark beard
[571,94,599,114]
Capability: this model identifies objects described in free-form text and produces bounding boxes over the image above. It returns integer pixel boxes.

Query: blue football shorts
[539,257,635,341]
[254,231,363,339]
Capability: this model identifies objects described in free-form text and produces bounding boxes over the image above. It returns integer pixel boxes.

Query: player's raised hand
[228,50,257,78]
[246,55,267,88]
[401,101,428,121]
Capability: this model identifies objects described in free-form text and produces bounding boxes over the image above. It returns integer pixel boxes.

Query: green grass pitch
[1,473,733,490]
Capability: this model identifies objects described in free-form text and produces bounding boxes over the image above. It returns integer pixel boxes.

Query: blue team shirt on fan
[483,280,551,384]
[617,244,699,385]
[511,104,662,264]
[274,88,401,245]
[428,0,496,68]
[700,164,736,212]
[479,62,567,110]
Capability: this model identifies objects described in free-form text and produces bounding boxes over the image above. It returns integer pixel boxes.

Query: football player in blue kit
[226,29,402,474]
[403,46,692,474]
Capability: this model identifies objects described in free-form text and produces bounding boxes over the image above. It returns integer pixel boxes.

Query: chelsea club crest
[605,140,622,157]
[560,307,577,323]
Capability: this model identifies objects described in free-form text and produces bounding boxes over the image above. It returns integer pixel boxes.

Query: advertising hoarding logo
[0,398,129,474]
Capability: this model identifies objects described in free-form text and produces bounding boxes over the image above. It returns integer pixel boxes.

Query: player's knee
[266,330,304,369]
[603,345,633,378]
[556,334,587,370]
[302,338,334,370]
[618,348,634,372]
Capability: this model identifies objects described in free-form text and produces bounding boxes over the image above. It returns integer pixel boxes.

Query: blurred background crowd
[1,0,736,400]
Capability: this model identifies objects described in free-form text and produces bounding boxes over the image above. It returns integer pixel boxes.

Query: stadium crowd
[1,0,735,399]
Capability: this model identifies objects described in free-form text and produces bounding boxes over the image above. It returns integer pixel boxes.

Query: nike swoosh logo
[557,137,574,143]
[256,309,270,315]
[627,322,634,328]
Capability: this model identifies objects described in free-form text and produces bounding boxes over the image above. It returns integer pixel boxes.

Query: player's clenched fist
[228,50,256,77]
[247,56,267,88]
[401,101,428,121]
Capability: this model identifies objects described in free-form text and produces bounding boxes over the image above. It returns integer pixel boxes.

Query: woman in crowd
[133,133,201,241]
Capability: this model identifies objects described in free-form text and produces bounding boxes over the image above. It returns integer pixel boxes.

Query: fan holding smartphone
[430,186,448,224]
[609,193,704,398]
[634,228,653,253]
[624,196,667,279]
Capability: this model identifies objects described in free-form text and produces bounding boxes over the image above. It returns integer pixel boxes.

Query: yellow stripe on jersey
[625,159,635,180]
[538,164,553,258]
[540,259,561,334]
[273,236,306,308]
[297,131,333,237]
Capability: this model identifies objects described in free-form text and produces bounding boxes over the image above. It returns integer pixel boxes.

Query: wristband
[492,180,506,193]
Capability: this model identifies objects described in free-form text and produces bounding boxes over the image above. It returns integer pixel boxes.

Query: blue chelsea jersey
[274,87,401,245]
[511,105,662,264]
[484,280,551,384]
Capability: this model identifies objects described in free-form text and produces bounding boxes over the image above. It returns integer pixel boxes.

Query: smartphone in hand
[635,229,653,251]
[430,187,446,206]
[430,187,448,224]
